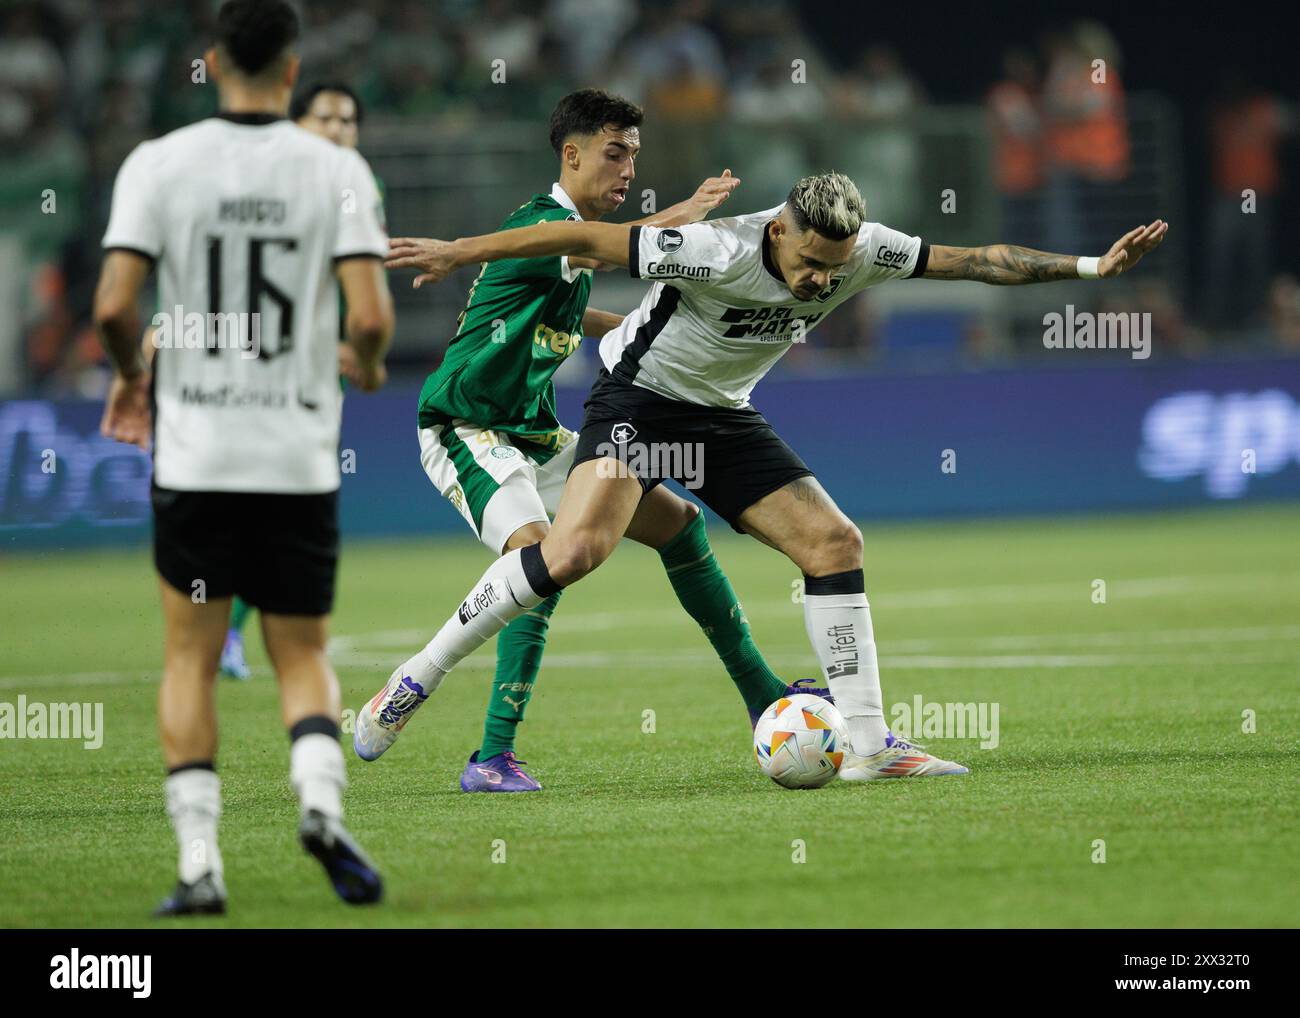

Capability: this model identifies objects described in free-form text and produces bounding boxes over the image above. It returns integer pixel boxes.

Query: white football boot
[353,667,429,761]
[839,731,970,782]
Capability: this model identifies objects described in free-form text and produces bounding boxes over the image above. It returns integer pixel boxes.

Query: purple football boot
[749,677,835,729]
[459,750,542,793]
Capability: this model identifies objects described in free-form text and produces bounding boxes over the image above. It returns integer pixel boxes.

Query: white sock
[803,572,889,756]
[165,768,223,884]
[291,732,345,819]
[399,546,556,694]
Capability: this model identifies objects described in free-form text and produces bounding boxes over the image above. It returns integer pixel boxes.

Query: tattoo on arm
[924,244,1079,285]
[787,477,823,504]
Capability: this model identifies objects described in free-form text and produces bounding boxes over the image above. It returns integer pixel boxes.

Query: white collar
[550,182,583,220]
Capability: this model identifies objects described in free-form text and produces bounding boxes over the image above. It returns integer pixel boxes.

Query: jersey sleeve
[102,142,164,259]
[628,223,735,290]
[333,149,388,261]
[843,223,928,293]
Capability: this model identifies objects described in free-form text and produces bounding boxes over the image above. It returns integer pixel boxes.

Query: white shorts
[418,421,577,554]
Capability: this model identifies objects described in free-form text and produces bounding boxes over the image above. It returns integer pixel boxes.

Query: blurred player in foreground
[353,89,822,792]
[384,172,1167,782]
[95,0,393,914]
[216,80,379,681]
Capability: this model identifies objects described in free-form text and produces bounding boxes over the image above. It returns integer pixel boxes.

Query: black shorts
[151,485,340,616]
[571,369,814,531]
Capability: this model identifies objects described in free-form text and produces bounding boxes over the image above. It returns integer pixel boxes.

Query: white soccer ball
[753,693,848,789]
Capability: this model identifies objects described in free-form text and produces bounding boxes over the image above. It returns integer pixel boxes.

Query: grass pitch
[1,504,1297,927]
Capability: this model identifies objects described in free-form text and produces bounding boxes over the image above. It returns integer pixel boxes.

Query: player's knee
[163,653,222,686]
[545,530,616,585]
[807,519,862,574]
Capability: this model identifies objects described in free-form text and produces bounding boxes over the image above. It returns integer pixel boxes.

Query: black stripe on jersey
[332,252,384,263]
[628,226,642,279]
[612,285,681,384]
[104,245,158,263]
[908,241,930,278]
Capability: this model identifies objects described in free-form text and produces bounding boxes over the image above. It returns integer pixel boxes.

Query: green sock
[658,511,787,714]
[479,590,561,759]
[229,596,252,633]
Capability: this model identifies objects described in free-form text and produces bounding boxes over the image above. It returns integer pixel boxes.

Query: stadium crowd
[1,0,1294,393]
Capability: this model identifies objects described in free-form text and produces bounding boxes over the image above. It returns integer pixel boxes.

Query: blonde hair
[786,172,865,240]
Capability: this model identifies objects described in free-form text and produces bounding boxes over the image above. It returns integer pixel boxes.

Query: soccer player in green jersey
[218,81,382,680]
[353,89,819,791]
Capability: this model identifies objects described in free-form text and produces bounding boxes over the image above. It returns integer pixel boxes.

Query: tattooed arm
[922,221,1168,284]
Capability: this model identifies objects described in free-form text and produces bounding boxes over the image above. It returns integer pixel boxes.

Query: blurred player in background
[353,89,823,792]
[94,0,393,915]
[384,172,1167,782]
[292,81,362,149]
[217,80,382,681]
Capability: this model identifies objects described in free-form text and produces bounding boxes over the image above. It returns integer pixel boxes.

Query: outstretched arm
[582,307,625,338]
[634,169,739,229]
[923,220,1168,284]
[387,220,631,289]
[567,169,740,271]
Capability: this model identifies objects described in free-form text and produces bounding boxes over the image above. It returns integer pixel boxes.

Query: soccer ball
[753,693,848,789]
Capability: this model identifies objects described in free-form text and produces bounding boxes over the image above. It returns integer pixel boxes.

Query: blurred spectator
[731,45,828,123]
[831,46,925,226]
[465,0,543,82]
[1041,22,1130,254]
[1204,74,1295,329]
[987,48,1043,247]
[611,0,726,119]
[1266,274,1300,350]
[545,0,637,81]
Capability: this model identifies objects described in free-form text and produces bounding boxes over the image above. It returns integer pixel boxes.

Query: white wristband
[1076,256,1100,279]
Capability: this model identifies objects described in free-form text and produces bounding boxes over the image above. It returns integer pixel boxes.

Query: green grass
[1,504,1298,927]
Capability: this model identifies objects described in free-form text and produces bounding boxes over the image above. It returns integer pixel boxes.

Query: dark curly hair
[548,89,643,158]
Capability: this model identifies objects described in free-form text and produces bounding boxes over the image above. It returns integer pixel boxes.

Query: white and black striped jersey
[599,205,926,407]
[102,112,388,493]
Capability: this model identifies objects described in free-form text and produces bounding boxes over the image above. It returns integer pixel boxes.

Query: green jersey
[417,191,591,454]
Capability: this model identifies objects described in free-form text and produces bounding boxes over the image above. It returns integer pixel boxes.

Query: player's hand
[386,237,459,289]
[1098,220,1168,278]
[340,343,386,392]
[338,342,362,385]
[100,370,151,450]
[683,169,740,222]
[353,359,387,393]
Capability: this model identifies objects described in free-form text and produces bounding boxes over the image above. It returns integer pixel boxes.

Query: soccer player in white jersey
[94,0,393,915]
[384,172,1167,781]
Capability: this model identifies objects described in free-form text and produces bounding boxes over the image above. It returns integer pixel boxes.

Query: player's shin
[802,570,889,756]
[480,589,561,759]
[399,544,562,695]
[659,511,786,714]
[164,762,223,884]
